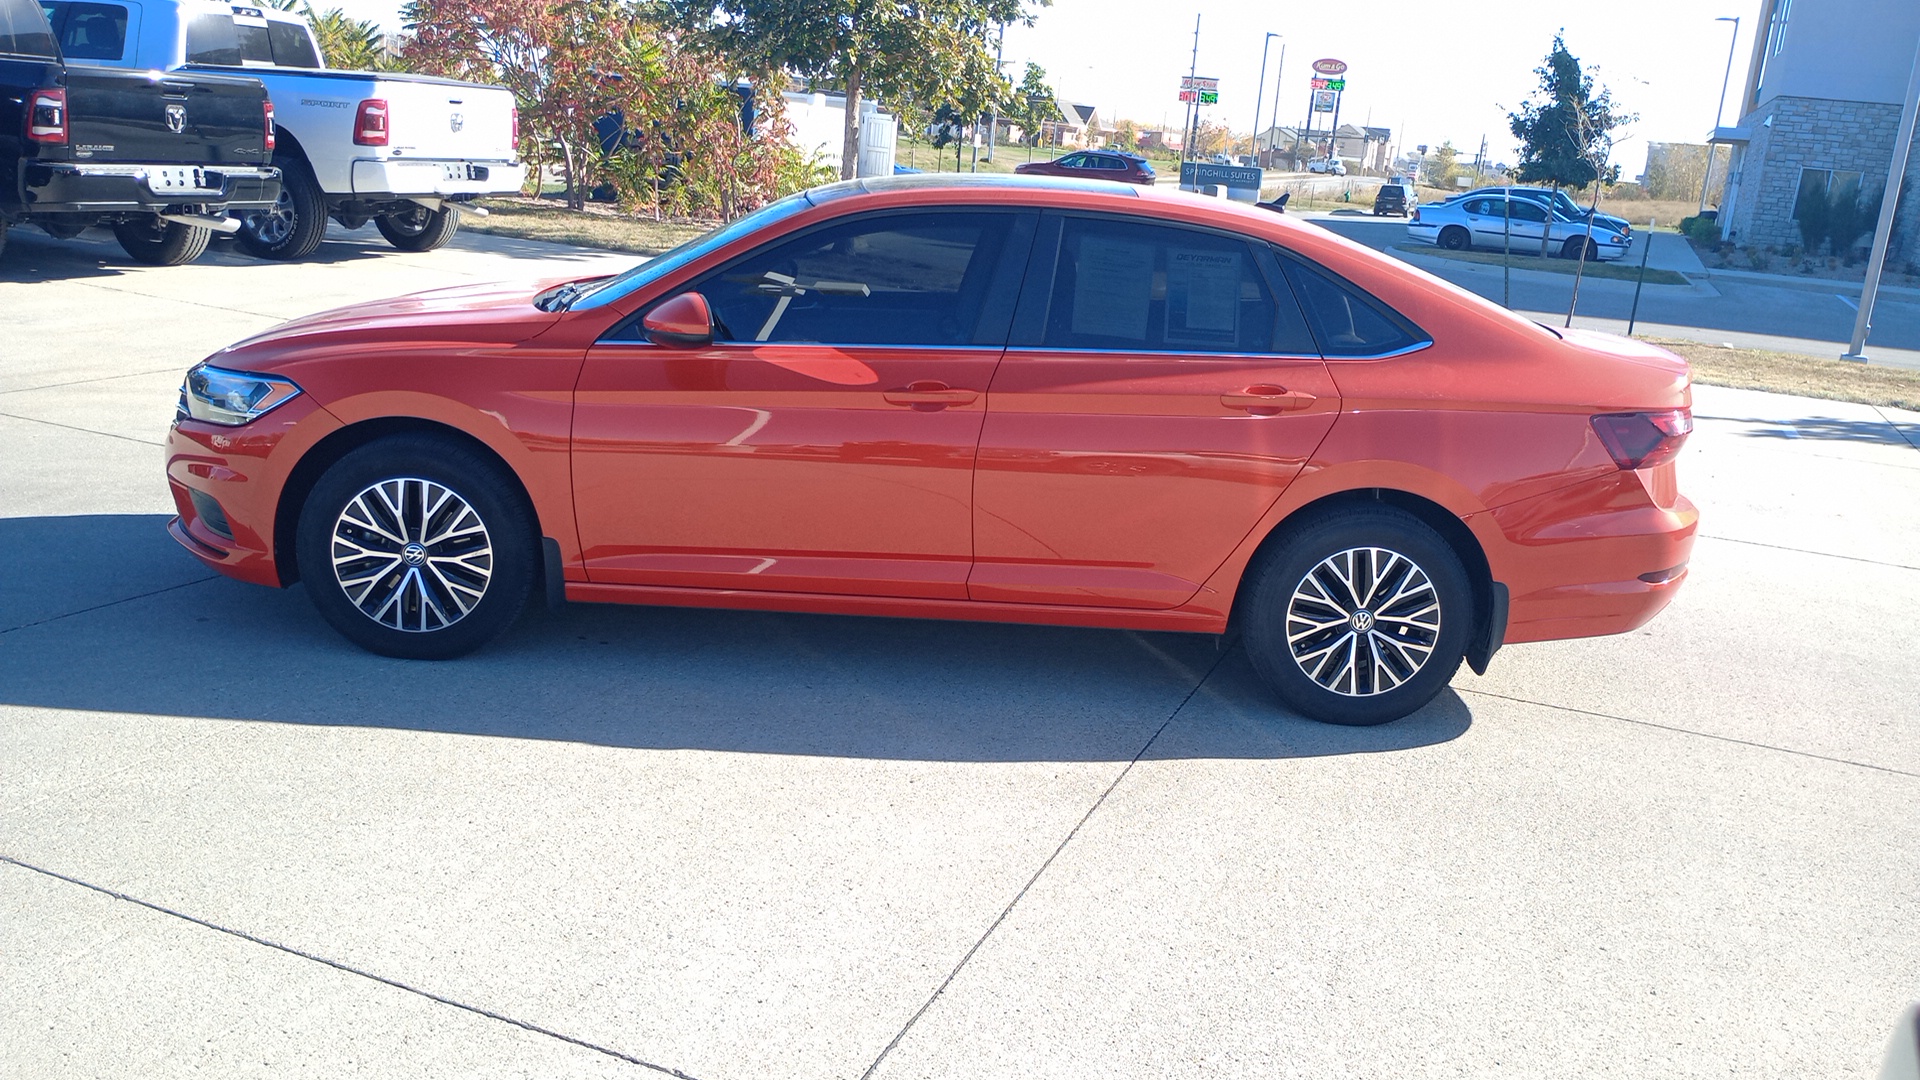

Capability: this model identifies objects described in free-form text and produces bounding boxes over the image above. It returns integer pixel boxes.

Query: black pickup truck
[2,0,278,264]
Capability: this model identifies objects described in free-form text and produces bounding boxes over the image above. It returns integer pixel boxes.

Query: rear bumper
[1476,466,1697,644]
[349,158,527,198]
[19,162,280,215]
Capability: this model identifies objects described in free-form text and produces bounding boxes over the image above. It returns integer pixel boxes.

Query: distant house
[1332,124,1393,172]
[1053,101,1101,148]
[1140,128,1183,152]
[1715,0,1920,255]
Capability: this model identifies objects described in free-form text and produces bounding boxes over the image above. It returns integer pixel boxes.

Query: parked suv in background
[2,0,279,263]
[48,0,525,260]
[1373,183,1415,217]
[1307,157,1346,176]
[1015,150,1156,186]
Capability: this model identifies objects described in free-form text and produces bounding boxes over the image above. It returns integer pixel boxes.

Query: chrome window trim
[1322,339,1434,362]
[1002,346,1326,362]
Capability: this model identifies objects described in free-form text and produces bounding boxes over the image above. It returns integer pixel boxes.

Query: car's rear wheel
[1439,226,1470,251]
[112,217,212,265]
[238,156,328,261]
[375,204,460,251]
[296,436,536,659]
[1242,507,1471,726]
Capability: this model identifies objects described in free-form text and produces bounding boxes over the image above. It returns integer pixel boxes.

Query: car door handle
[884,382,978,408]
[1221,386,1316,415]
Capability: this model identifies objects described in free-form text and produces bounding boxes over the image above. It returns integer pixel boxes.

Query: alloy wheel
[248,187,296,246]
[1285,546,1442,697]
[330,477,493,632]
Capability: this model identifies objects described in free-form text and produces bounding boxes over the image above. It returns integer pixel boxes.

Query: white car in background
[1407,190,1632,261]
[50,0,525,259]
[1307,157,1347,176]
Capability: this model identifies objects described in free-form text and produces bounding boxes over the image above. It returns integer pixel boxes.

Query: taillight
[510,106,519,145]
[1591,409,1693,470]
[27,87,67,145]
[263,99,276,152]
[353,98,389,146]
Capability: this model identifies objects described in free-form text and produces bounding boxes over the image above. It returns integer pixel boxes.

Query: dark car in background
[1373,183,1415,217]
[1014,149,1156,186]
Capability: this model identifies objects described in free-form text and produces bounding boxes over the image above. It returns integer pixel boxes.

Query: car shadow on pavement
[1703,413,1920,449]
[0,514,1473,762]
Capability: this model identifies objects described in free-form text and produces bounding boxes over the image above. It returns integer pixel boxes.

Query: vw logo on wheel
[1350,609,1376,632]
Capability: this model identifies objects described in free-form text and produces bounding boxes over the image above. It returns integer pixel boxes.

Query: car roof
[805,173,1143,204]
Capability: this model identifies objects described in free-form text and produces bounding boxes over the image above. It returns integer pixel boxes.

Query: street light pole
[1844,30,1920,361]
[1252,32,1280,166]
[1699,16,1740,213]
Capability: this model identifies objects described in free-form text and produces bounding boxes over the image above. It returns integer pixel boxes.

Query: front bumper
[350,158,527,198]
[165,397,340,588]
[22,162,281,215]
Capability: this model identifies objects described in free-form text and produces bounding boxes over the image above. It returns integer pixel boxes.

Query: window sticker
[1165,248,1240,343]
[1070,235,1154,340]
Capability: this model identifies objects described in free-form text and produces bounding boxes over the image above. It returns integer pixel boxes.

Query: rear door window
[1276,251,1431,358]
[46,0,124,59]
[1,0,57,57]
[1025,215,1315,355]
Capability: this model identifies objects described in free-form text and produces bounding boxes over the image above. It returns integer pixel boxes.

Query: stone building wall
[1725,95,1920,264]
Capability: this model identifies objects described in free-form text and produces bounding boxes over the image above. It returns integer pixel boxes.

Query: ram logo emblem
[165,104,186,133]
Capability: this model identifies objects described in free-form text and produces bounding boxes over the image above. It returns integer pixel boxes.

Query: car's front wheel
[1242,507,1471,726]
[296,436,536,659]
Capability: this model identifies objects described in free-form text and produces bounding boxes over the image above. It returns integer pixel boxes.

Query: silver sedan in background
[1407,191,1632,261]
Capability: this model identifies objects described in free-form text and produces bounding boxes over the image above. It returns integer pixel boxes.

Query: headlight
[179,364,303,426]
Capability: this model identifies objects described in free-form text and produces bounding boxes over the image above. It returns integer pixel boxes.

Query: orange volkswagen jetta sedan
[165,175,1696,726]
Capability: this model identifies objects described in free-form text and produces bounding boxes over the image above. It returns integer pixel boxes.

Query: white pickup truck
[48,0,525,258]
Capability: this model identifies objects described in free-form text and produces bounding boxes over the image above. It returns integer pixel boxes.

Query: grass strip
[1393,243,1692,286]
[1646,337,1920,411]
[464,198,712,256]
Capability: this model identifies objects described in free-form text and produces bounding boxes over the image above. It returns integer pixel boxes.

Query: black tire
[238,155,328,261]
[111,217,212,265]
[1439,225,1470,251]
[375,204,460,251]
[295,435,537,659]
[1242,507,1472,726]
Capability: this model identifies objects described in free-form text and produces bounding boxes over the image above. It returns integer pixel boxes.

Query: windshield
[568,192,814,311]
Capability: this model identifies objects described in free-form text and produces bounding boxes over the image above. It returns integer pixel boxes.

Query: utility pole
[1252,32,1280,166]
[1268,43,1286,161]
[983,23,1004,162]
[1183,14,1200,164]
[1845,30,1920,361]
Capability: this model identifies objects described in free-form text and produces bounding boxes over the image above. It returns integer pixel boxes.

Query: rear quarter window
[267,17,318,66]
[1276,250,1431,358]
[186,11,273,64]
[1,0,57,57]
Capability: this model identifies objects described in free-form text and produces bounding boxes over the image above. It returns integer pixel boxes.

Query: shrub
[1678,215,1720,244]
[1793,184,1830,255]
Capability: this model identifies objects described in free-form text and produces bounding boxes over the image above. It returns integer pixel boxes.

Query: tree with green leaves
[669,0,1046,179]
[1003,60,1055,146]
[1508,33,1630,189]
[306,7,389,69]
[1507,33,1633,254]
[1422,140,1459,188]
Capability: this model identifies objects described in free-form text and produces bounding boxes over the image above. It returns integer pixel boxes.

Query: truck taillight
[27,88,67,145]
[353,98,389,146]
[1591,409,1693,471]
[264,99,276,152]
[510,106,519,145]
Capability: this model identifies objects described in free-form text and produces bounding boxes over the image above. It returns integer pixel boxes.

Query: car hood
[214,279,571,365]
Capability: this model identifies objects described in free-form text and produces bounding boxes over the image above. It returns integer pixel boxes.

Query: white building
[781,91,898,178]
[1716,0,1920,257]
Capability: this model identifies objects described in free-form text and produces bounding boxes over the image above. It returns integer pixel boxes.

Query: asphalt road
[3,223,1918,1080]
[1311,213,1920,367]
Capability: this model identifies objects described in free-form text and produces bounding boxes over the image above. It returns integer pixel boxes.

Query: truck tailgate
[374,74,515,161]
[64,63,270,165]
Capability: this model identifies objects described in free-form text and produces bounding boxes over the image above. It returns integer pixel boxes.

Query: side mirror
[642,292,714,348]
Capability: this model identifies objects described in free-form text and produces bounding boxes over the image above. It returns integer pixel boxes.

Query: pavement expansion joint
[1872,405,1920,453]
[0,854,700,1078]
[859,645,1235,1080]
[1697,533,1920,572]
[0,575,220,637]
[0,411,166,447]
[1454,687,1920,780]
[68,278,289,322]
[0,368,189,398]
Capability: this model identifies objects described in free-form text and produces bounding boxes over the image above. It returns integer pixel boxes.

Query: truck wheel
[112,217,212,266]
[238,157,327,261]
[375,204,460,252]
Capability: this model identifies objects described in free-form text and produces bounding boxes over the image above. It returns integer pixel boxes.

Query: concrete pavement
[3,222,1917,1079]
